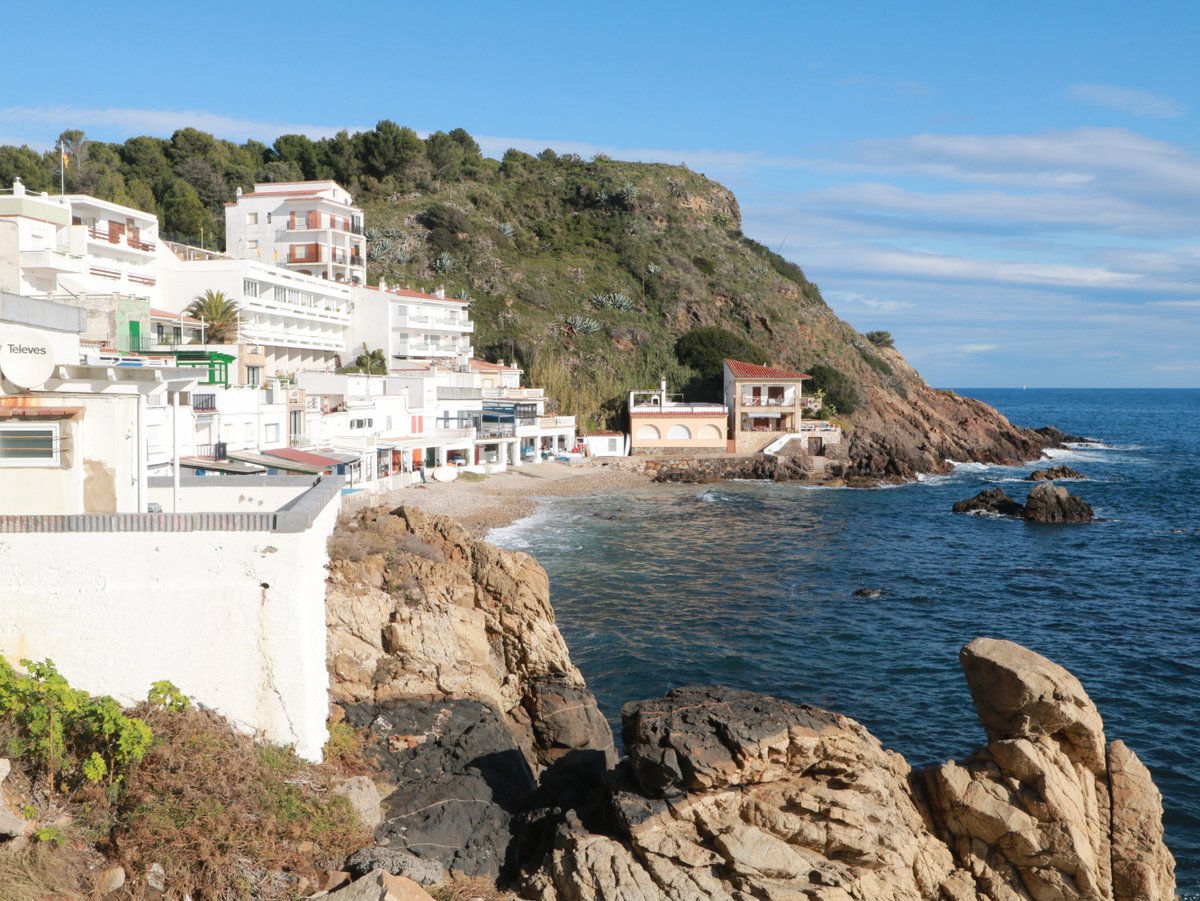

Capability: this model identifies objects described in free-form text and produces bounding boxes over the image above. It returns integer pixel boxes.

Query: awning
[227,450,324,474]
[179,456,266,474]
[746,411,782,419]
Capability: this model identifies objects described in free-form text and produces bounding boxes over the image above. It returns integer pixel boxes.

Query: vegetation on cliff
[0,123,1058,477]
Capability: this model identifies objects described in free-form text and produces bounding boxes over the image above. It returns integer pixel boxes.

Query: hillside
[0,124,1061,478]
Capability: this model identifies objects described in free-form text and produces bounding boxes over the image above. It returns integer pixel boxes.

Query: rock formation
[1024,481,1095,523]
[521,640,1175,901]
[326,506,615,878]
[953,484,1094,523]
[324,512,1174,899]
[1027,465,1087,481]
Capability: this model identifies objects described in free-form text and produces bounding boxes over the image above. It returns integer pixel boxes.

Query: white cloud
[958,344,997,354]
[1065,83,1183,119]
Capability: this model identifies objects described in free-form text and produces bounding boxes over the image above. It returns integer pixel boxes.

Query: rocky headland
[319,506,1174,900]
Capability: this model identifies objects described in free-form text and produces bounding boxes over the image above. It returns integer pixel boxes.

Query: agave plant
[609,292,634,312]
[497,222,515,237]
[565,315,601,335]
[392,248,411,265]
[431,252,456,273]
[364,227,382,241]
[384,226,404,238]
[367,238,395,261]
[646,262,661,275]
[455,289,473,303]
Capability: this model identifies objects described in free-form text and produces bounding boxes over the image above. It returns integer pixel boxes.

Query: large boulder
[1023,481,1094,522]
[952,486,1024,516]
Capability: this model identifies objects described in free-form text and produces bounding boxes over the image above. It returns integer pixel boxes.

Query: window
[350,418,373,430]
[265,423,280,443]
[247,366,261,387]
[247,239,259,251]
[243,280,260,297]
[0,423,59,466]
[636,424,660,440]
[607,438,619,452]
[246,212,259,225]
[667,424,692,440]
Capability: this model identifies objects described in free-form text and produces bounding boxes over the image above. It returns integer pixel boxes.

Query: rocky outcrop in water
[325,513,1172,899]
[521,640,1175,901]
[954,483,1094,523]
[1027,465,1087,481]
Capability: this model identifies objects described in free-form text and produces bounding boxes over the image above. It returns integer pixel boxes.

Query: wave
[486,505,556,549]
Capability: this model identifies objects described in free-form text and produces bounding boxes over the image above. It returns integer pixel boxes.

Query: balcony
[478,423,516,439]
[86,225,155,254]
[192,394,217,412]
[437,387,484,400]
[740,395,796,407]
[20,249,86,274]
[536,416,576,429]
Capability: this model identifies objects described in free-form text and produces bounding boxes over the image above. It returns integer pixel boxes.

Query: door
[128,319,140,352]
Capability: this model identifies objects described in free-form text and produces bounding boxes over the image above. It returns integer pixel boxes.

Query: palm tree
[350,343,387,375]
[185,290,241,344]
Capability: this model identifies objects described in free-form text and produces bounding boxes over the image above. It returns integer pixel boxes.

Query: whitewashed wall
[0,492,339,760]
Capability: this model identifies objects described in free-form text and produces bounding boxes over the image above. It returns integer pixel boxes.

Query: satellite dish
[0,327,56,388]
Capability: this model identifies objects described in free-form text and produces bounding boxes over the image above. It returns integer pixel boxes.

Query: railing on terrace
[478,424,516,438]
[740,396,795,407]
[536,416,576,428]
[289,434,311,447]
[192,394,216,412]
[86,226,154,251]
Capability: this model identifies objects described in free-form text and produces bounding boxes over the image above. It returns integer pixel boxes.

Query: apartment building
[225,181,366,286]
[349,281,474,366]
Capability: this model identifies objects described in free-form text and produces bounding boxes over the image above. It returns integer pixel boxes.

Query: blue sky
[3,1,1198,387]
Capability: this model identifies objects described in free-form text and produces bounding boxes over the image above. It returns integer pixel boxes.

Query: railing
[128,273,157,286]
[191,444,217,459]
[289,434,310,447]
[192,394,217,412]
[536,416,576,428]
[90,266,120,280]
[478,424,516,438]
[87,226,154,252]
[740,396,795,407]
[437,387,483,400]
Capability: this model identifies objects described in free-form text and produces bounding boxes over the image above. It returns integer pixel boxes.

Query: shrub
[860,350,893,376]
[865,330,895,348]
[692,255,717,276]
[806,364,860,415]
[0,658,153,791]
[674,327,768,378]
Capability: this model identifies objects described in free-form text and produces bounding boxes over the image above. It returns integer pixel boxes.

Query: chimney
[235,186,243,197]
[12,177,24,197]
[660,375,667,405]
[434,285,445,299]
[379,278,388,292]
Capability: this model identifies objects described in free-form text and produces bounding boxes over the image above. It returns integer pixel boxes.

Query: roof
[227,450,324,474]
[150,308,203,325]
[179,457,266,474]
[470,359,520,372]
[723,359,811,380]
[263,447,357,468]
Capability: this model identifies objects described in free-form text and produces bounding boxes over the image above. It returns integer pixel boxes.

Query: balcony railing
[192,394,217,412]
[478,424,516,439]
[740,396,795,407]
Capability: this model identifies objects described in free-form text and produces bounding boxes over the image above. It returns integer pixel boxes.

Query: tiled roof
[723,359,811,380]
[470,359,519,371]
[263,447,345,468]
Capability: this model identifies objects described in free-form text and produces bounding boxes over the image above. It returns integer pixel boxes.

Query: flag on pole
[61,148,69,169]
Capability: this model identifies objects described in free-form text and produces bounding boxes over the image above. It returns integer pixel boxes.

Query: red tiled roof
[358,284,467,304]
[262,447,343,468]
[469,359,519,371]
[723,359,810,380]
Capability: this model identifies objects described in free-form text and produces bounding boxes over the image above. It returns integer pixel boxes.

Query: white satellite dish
[0,327,56,388]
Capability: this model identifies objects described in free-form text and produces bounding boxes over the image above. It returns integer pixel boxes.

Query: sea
[489,388,1200,892]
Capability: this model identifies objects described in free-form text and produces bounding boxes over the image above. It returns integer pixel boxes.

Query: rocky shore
[319,507,1176,900]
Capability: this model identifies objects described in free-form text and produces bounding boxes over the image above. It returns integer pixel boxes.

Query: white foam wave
[486,505,556,549]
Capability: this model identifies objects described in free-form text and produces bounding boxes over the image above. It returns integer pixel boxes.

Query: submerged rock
[1027,464,1087,481]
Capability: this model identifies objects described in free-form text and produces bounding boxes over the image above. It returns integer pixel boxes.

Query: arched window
[667,424,692,440]
[698,424,722,440]
[636,424,660,440]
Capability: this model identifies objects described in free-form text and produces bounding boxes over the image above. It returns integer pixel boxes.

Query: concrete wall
[0,479,341,760]
[629,412,727,452]
[147,480,311,512]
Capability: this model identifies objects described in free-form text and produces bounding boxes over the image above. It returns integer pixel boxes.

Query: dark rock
[621,685,841,796]
[345,698,537,879]
[1023,481,1094,523]
[1026,465,1086,481]
[1034,425,1088,445]
[852,587,882,598]
[952,487,1024,517]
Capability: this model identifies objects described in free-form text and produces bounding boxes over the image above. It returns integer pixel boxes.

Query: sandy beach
[350,461,652,535]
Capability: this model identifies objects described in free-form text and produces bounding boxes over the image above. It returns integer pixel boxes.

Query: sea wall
[0,479,342,761]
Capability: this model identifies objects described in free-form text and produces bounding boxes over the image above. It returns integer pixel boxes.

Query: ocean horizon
[491,386,1200,892]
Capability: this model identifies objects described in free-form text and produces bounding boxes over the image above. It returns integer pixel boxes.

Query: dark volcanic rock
[1027,464,1087,481]
[1034,424,1088,445]
[346,698,536,878]
[853,587,883,598]
[1023,481,1094,523]
[952,487,1024,517]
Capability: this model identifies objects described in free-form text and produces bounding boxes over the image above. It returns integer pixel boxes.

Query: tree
[674,327,769,378]
[807,364,860,415]
[185,290,241,343]
[160,181,215,244]
[425,131,465,181]
[865,330,895,349]
[358,120,425,181]
[346,344,387,375]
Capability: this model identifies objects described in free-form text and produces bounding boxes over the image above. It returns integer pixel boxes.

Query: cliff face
[324,511,1175,899]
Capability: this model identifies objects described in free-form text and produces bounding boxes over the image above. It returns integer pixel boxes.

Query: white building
[350,282,474,367]
[225,181,366,286]
[158,243,353,376]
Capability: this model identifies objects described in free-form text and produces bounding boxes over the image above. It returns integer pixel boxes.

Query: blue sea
[490,388,1200,891]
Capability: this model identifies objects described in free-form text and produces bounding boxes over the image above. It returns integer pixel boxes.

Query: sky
[3,0,1198,387]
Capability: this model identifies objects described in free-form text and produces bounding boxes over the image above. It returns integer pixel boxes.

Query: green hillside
[0,123,1053,478]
